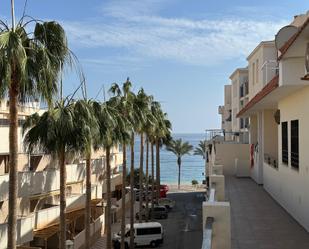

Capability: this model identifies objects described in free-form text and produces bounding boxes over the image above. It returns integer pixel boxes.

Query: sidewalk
[91,202,139,249]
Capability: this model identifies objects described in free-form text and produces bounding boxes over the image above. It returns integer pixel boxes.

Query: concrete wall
[214,143,250,175]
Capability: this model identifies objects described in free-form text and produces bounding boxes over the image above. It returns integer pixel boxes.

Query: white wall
[263,86,309,231]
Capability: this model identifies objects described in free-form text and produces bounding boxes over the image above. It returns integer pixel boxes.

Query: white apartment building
[234,12,309,231]
[0,100,124,249]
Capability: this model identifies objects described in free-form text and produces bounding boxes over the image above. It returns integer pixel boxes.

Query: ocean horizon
[128,133,206,185]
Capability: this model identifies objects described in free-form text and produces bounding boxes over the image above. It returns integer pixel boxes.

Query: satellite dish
[305,43,309,74]
[275,25,298,50]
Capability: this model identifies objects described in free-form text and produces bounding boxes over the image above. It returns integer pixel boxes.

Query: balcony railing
[264,154,278,169]
[0,215,34,249]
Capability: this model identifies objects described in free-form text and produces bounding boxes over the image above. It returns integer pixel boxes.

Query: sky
[1,0,309,133]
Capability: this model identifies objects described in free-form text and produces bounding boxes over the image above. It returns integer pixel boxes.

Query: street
[147,191,204,249]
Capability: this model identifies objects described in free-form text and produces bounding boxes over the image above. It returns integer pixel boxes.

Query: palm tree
[151,102,172,201]
[194,140,209,187]
[72,100,99,248]
[166,139,193,189]
[94,99,127,249]
[0,5,73,247]
[23,100,78,249]
[135,89,152,223]
[109,80,133,249]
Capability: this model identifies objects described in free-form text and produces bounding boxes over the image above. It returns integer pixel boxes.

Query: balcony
[226,175,309,249]
[0,215,34,249]
[18,164,85,198]
[34,194,84,230]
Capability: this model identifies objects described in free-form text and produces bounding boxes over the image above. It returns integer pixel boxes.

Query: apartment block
[214,12,309,233]
[0,100,124,249]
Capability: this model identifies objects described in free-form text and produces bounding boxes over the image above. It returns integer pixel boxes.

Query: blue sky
[1,0,309,133]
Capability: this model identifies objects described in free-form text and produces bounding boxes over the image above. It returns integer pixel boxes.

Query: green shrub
[192,179,198,185]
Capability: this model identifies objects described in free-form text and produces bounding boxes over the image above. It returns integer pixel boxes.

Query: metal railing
[202,217,215,249]
[264,153,278,169]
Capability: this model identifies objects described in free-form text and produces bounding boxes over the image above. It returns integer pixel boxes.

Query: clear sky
[1,0,309,133]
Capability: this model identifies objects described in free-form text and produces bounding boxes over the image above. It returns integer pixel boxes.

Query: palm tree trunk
[121,143,127,249]
[177,157,181,190]
[155,139,160,201]
[151,142,155,220]
[130,133,135,249]
[85,153,91,249]
[7,77,18,249]
[145,137,149,222]
[105,147,112,249]
[11,0,16,30]
[59,147,67,249]
[138,133,144,223]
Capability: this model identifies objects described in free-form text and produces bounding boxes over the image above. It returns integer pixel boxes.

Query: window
[255,60,259,83]
[136,227,161,236]
[281,122,288,164]
[252,63,255,85]
[291,120,299,169]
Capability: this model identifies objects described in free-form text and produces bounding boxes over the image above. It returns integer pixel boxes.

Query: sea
[128,133,206,185]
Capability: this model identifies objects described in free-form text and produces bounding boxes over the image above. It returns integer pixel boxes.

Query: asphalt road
[144,191,205,249]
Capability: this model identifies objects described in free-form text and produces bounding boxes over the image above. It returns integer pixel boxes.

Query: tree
[166,139,193,189]
[151,102,172,200]
[23,100,78,249]
[93,99,127,249]
[135,89,152,223]
[194,140,209,186]
[109,79,133,249]
[0,5,73,245]
[72,100,99,248]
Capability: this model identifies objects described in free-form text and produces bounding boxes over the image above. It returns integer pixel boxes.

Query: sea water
[128,133,206,185]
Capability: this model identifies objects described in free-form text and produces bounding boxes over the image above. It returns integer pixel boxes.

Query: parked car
[112,222,164,248]
[158,198,175,209]
[136,206,168,220]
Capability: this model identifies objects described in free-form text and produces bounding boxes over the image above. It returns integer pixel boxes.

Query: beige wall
[263,86,309,231]
[214,143,250,175]
[263,110,278,159]
[247,42,276,101]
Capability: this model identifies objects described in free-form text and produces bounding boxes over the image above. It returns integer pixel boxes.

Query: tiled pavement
[226,176,309,249]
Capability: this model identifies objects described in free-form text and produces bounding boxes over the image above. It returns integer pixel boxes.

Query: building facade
[0,101,124,249]
[216,12,309,232]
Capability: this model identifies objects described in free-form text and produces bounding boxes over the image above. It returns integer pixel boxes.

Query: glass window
[281,122,288,165]
[136,227,161,235]
[291,120,299,169]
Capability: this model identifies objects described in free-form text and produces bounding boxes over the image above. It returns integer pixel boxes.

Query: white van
[112,222,164,248]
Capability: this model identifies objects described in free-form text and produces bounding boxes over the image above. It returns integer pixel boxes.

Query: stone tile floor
[226,176,309,249]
